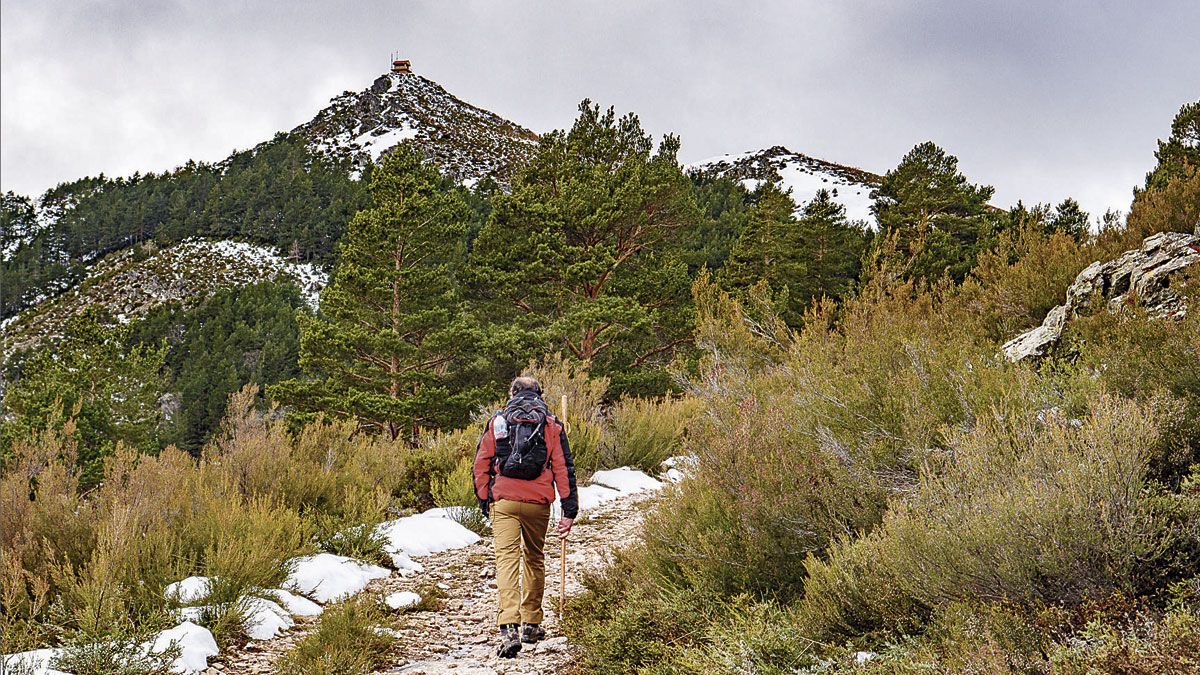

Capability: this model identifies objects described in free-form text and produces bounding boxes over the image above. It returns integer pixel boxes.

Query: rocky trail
[215,490,658,675]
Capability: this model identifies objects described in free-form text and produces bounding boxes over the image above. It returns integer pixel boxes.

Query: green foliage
[270,142,488,441]
[2,309,166,486]
[431,455,490,534]
[1144,100,1200,192]
[129,281,305,453]
[600,395,702,474]
[676,172,752,273]
[468,100,700,398]
[0,133,367,320]
[798,395,1177,641]
[724,185,868,326]
[872,141,998,284]
[275,597,397,675]
[1047,197,1091,240]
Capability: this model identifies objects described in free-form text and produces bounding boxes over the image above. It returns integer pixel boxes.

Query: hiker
[473,376,579,659]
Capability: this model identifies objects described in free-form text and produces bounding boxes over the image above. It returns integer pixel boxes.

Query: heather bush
[275,596,398,675]
[431,455,490,534]
[797,394,1178,641]
[600,395,702,473]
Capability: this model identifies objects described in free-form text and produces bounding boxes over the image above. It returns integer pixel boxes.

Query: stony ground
[212,491,657,675]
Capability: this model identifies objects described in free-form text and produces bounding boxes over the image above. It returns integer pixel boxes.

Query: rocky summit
[689,145,883,226]
[296,71,539,187]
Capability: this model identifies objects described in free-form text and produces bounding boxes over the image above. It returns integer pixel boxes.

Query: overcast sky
[2,1,1197,219]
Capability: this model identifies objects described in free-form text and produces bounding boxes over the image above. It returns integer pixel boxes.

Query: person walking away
[473,377,578,658]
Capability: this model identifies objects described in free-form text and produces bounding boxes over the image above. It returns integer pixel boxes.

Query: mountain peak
[295,72,539,186]
[690,146,882,226]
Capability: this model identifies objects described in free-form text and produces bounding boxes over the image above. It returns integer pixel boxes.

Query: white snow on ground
[0,622,218,674]
[554,466,664,517]
[577,484,622,510]
[267,588,324,617]
[284,553,391,604]
[240,597,294,640]
[353,124,420,162]
[689,147,879,227]
[0,648,69,675]
[775,160,876,225]
[590,467,664,494]
[165,576,212,603]
[150,621,219,673]
[384,591,422,610]
[376,512,481,559]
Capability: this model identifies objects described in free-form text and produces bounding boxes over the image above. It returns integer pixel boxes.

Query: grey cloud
[2,0,1197,220]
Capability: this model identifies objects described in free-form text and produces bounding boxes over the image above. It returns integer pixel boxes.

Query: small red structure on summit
[391,57,412,74]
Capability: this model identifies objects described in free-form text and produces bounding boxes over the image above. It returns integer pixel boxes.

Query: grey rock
[535,636,569,653]
[1003,231,1199,361]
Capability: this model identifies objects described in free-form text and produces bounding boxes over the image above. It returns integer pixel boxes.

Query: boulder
[1003,231,1200,361]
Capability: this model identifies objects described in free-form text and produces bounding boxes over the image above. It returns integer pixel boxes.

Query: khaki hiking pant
[491,499,550,626]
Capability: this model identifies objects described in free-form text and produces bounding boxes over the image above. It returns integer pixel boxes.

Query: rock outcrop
[1003,230,1200,361]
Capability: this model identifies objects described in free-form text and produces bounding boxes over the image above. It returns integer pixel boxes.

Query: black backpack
[493,395,551,480]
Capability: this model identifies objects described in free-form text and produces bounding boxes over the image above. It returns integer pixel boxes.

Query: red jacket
[473,401,579,519]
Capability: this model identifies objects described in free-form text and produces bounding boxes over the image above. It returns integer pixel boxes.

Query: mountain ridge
[294,72,539,186]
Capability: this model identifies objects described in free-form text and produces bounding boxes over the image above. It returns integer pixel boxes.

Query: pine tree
[1046,198,1090,240]
[722,181,802,309]
[723,186,866,326]
[1,308,166,487]
[872,141,996,283]
[467,101,699,396]
[268,143,485,441]
[791,190,869,311]
[1143,101,1200,192]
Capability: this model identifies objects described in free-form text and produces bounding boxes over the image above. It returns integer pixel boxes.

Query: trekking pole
[560,394,569,619]
[560,536,567,617]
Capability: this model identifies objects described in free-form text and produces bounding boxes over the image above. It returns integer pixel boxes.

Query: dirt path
[216,491,656,674]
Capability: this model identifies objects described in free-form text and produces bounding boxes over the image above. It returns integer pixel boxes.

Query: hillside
[295,71,539,186]
[690,145,882,226]
[2,239,324,359]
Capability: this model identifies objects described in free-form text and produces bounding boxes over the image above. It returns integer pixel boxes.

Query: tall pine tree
[872,141,996,283]
[724,185,866,326]
[269,143,485,441]
[468,101,699,396]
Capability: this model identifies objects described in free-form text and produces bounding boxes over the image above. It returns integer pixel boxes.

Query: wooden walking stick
[559,394,569,618]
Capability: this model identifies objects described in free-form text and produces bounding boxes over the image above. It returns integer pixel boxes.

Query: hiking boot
[497,623,522,658]
[521,623,546,644]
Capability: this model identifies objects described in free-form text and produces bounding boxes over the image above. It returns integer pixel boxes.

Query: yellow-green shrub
[275,596,397,675]
[600,395,702,473]
[797,395,1178,641]
[431,455,489,534]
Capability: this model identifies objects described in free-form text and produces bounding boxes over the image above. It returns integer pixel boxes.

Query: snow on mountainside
[2,239,325,358]
[295,71,539,186]
[690,146,882,226]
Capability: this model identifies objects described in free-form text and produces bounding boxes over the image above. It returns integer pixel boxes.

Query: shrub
[565,553,715,673]
[311,485,391,566]
[275,596,397,675]
[599,396,702,474]
[431,455,490,534]
[797,395,1180,641]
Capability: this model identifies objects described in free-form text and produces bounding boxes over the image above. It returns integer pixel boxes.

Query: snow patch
[375,512,481,560]
[284,553,391,604]
[590,467,663,494]
[266,588,324,617]
[384,591,422,610]
[241,597,294,640]
[165,576,212,604]
[150,621,219,673]
[0,648,69,675]
[353,124,420,162]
